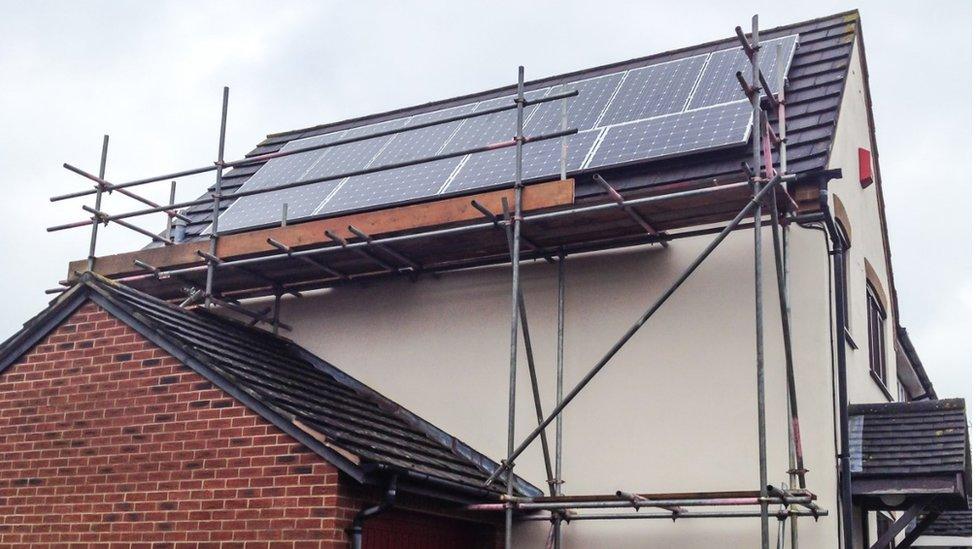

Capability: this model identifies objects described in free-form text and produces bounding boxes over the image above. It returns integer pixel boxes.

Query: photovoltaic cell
[216,131,348,232]
[526,73,624,134]
[587,101,753,169]
[687,35,798,110]
[445,131,599,194]
[319,159,462,216]
[317,105,473,214]
[598,55,708,126]
[216,35,797,232]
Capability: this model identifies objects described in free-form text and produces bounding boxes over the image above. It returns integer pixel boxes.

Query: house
[10,8,971,549]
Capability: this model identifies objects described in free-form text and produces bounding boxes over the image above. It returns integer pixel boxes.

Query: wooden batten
[68,179,575,280]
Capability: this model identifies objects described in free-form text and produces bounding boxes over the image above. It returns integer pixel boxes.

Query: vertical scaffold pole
[504,66,526,549]
[206,87,230,307]
[553,252,566,549]
[86,135,110,271]
[553,87,569,549]
[164,181,177,242]
[775,41,800,549]
[749,14,770,549]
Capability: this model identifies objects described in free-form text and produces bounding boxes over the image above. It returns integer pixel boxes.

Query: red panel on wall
[363,509,496,549]
[858,147,874,188]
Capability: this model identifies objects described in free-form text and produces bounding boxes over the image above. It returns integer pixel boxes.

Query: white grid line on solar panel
[591,71,629,129]
[686,34,798,110]
[442,130,600,194]
[596,54,709,127]
[314,104,478,215]
[585,100,753,169]
[580,127,611,170]
[681,52,712,112]
[526,73,625,136]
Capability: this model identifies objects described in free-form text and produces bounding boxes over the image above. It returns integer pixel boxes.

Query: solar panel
[586,100,754,169]
[217,131,348,232]
[216,35,798,233]
[317,109,471,215]
[687,35,797,110]
[445,131,599,194]
[527,73,625,133]
[597,55,708,126]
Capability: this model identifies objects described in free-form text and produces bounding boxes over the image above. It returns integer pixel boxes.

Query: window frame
[866,281,888,390]
[835,220,855,347]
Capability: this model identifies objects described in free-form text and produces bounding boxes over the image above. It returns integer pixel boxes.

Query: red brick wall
[0,302,362,547]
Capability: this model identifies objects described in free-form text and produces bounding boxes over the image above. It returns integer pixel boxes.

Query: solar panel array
[216,35,798,233]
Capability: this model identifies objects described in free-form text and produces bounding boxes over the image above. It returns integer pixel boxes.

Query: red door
[363,509,496,549]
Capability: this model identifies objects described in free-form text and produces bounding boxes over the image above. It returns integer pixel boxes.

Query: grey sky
[0,1,970,408]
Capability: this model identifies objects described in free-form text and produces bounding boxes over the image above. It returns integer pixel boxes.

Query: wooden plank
[68,179,575,279]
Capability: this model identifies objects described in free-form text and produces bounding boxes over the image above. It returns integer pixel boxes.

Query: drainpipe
[818,182,854,549]
[351,475,398,549]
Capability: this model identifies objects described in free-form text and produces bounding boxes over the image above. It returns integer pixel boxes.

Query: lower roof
[0,273,541,501]
[849,399,970,508]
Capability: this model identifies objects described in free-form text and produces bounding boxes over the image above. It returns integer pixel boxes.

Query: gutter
[351,475,398,549]
[371,462,505,502]
[817,180,855,549]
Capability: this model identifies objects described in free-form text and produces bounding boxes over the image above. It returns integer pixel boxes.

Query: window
[866,282,887,386]
[836,220,851,334]
[876,513,895,549]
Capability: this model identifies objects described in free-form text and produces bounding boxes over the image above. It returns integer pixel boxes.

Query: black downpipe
[351,475,398,549]
[818,183,854,549]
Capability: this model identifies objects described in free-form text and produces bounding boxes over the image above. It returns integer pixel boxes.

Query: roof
[848,399,970,507]
[0,273,541,501]
[173,10,859,243]
[913,507,973,538]
[850,399,969,478]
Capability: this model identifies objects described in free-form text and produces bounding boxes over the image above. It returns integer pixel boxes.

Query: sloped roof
[915,508,972,538]
[0,273,541,501]
[848,399,970,507]
[174,10,859,242]
[849,399,969,478]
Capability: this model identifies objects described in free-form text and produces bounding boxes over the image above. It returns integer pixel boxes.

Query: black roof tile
[914,508,972,538]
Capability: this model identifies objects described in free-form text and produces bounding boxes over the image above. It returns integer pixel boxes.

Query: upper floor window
[866,282,887,386]
[836,220,851,333]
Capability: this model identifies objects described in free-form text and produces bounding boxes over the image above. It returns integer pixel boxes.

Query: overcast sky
[0,1,970,408]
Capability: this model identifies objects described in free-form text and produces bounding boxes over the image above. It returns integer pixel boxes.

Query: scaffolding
[46,15,831,548]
